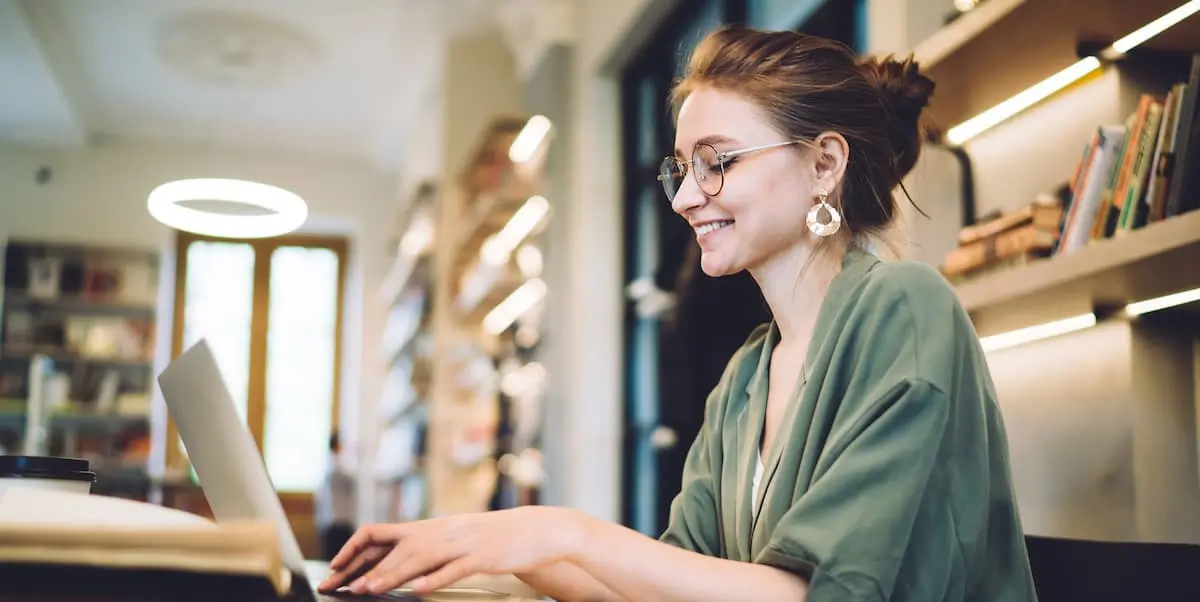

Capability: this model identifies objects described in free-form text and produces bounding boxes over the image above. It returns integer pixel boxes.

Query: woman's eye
[715,157,737,171]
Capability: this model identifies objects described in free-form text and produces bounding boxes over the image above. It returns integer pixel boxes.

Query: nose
[670,174,707,216]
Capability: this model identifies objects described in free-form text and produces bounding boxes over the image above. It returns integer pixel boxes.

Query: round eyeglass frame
[656,139,811,202]
[657,144,722,201]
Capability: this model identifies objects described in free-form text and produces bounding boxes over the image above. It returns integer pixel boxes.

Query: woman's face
[670,86,842,278]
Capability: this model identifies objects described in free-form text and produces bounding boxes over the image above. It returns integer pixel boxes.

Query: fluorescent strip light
[948,1,1200,145]
[1124,287,1200,316]
[508,115,553,163]
[399,213,434,258]
[979,312,1097,353]
[481,195,549,265]
[946,57,1101,145]
[483,278,547,335]
[1108,1,1200,56]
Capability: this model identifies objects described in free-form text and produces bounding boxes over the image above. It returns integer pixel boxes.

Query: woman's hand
[317,506,585,596]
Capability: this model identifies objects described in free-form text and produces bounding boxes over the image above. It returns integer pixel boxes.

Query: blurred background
[1,0,1199,560]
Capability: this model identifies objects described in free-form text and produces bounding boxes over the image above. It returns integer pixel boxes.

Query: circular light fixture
[147,178,308,239]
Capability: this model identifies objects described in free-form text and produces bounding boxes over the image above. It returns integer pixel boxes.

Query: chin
[699,252,744,278]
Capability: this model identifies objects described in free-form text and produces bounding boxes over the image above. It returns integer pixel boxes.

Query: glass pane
[263,245,340,492]
[182,241,255,422]
[637,75,658,165]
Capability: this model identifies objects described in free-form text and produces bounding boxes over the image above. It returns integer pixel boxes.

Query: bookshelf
[374,182,438,522]
[959,208,1200,335]
[920,0,1200,543]
[0,239,159,500]
[424,116,551,516]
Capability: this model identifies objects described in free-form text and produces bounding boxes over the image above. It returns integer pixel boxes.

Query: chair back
[1025,535,1200,602]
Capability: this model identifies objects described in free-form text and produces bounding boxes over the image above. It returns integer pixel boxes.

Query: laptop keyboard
[317,591,420,601]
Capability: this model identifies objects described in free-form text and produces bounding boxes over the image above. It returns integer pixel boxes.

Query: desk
[0,561,548,602]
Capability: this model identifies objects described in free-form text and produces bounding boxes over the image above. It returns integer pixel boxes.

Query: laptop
[158,339,513,601]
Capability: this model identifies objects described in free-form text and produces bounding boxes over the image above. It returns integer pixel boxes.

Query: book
[0,486,291,601]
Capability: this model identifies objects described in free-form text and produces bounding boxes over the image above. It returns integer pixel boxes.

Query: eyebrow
[673,134,739,158]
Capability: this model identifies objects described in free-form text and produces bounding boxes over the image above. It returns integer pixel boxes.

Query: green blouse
[659,248,1038,601]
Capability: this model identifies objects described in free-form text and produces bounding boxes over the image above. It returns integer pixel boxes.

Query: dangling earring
[807,188,842,237]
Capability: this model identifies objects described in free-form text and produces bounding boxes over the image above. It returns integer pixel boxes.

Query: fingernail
[410,578,427,592]
[350,577,367,593]
[367,579,385,593]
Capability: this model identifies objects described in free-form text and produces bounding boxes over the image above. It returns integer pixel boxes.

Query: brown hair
[671,25,935,240]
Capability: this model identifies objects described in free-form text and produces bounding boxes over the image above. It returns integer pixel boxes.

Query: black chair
[1025,534,1200,602]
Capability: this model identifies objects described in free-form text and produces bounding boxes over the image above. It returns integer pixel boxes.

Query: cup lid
[0,455,97,483]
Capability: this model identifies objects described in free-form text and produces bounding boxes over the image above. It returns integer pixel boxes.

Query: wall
[520,44,574,508]
[0,141,396,500]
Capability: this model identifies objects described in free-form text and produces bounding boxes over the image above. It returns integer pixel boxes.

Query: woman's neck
[750,241,844,348]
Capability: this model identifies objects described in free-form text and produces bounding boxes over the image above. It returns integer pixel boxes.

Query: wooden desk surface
[0,561,548,602]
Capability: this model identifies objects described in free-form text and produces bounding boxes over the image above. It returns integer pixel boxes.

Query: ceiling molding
[16,0,93,146]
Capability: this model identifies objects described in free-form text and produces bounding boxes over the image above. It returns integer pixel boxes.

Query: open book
[0,486,292,600]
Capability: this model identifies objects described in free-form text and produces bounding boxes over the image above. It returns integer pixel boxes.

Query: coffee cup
[0,455,97,495]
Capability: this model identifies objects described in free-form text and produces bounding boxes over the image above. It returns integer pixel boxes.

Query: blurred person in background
[315,431,356,561]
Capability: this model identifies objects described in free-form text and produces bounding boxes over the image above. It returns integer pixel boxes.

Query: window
[167,232,346,494]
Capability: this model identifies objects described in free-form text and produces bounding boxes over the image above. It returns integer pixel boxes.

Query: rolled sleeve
[754,379,956,601]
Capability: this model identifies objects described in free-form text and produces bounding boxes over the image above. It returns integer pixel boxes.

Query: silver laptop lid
[157,338,307,576]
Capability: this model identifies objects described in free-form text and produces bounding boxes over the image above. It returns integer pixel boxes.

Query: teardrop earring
[806,188,842,237]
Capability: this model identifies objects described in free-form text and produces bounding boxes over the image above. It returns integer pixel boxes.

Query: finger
[318,545,388,592]
[411,556,477,594]
[330,524,406,569]
[363,541,460,594]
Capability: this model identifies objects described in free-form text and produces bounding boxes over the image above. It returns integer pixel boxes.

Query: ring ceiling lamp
[148,178,308,239]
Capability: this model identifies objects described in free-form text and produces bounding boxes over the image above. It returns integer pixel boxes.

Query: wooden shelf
[921,0,1200,133]
[913,0,1027,69]
[955,209,1200,335]
[451,184,539,277]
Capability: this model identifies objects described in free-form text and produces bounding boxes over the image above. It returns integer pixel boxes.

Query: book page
[0,487,215,529]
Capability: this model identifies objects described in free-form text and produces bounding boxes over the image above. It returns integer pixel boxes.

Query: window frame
[165,230,349,493]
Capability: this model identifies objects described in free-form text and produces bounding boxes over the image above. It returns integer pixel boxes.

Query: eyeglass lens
[659,144,723,201]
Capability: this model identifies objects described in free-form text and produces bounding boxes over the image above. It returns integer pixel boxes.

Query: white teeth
[696,220,733,236]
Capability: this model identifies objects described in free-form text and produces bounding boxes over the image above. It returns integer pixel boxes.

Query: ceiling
[0,0,513,171]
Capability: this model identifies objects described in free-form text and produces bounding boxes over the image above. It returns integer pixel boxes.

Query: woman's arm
[513,561,626,602]
[566,513,808,602]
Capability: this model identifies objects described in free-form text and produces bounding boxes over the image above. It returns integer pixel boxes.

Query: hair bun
[858,54,935,180]
[859,54,935,119]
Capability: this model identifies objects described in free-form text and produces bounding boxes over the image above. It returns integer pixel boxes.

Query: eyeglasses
[657,139,811,202]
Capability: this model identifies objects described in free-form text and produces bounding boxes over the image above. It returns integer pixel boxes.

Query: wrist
[558,507,594,564]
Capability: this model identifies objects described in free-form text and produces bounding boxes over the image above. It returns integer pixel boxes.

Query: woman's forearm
[514,561,626,602]
[567,513,808,602]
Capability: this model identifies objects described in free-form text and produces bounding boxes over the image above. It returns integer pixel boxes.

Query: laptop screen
[157,339,308,576]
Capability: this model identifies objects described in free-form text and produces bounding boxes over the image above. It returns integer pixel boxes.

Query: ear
[812,132,849,197]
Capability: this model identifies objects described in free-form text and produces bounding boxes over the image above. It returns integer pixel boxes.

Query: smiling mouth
[695,220,734,236]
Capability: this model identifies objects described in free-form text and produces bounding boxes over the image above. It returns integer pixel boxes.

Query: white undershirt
[751,454,765,513]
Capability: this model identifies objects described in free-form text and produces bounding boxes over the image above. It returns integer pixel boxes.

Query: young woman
[319,25,1038,602]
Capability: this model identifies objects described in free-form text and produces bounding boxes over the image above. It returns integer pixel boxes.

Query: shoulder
[859,259,963,320]
[841,259,979,388]
[848,258,971,340]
